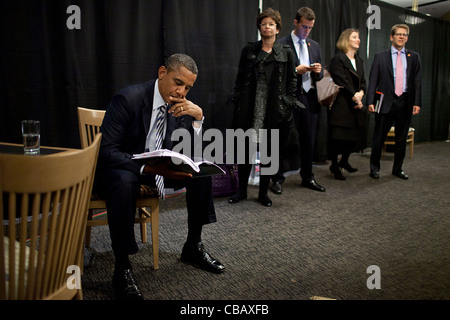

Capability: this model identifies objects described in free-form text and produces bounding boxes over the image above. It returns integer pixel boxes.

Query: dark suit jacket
[278,34,324,98]
[97,80,193,178]
[366,48,422,114]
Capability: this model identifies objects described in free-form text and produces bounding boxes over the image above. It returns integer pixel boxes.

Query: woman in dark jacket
[328,28,366,180]
[228,8,300,206]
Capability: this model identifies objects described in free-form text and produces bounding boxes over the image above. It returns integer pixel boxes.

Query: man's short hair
[165,53,198,75]
[295,7,316,21]
[391,24,410,36]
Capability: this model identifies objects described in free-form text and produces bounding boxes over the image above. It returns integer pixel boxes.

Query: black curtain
[1,0,164,148]
[162,0,258,133]
[1,0,449,152]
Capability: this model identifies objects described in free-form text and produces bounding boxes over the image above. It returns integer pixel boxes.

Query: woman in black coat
[228,8,300,206]
[328,28,366,180]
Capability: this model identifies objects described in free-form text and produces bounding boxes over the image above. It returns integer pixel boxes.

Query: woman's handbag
[316,69,342,109]
[211,163,239,198]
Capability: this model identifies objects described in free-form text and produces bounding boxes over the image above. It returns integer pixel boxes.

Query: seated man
[95,53,225,300]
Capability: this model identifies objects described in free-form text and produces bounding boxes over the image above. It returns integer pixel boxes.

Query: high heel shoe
[330,165,346,180]
[339,163,358,173]
[257,194,272,207]
[228,192,247,204]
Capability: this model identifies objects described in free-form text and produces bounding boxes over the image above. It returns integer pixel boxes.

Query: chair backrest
[0,134,101,300]
[77,107,106,148]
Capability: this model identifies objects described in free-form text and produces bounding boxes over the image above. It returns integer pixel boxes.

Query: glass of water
[21,120,40,155]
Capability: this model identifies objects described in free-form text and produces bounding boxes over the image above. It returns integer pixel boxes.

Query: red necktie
[395,51,403,97]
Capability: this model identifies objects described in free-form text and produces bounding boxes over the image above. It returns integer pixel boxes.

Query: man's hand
[168,96,203,121]
[310,63,322,74]
[413,105,420,115]
[296,64,312,75]
[368,104,375,113]
[143,159,192,180]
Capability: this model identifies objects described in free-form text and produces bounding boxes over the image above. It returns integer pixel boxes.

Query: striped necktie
[155,104,166,199]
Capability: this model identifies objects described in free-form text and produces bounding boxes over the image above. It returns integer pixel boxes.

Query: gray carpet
[81,141,450,301]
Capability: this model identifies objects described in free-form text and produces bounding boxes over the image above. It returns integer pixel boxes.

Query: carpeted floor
[81,141,450,301]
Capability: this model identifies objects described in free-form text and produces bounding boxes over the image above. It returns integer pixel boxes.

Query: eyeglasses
[394,33,409,37]
[259,23,277,28]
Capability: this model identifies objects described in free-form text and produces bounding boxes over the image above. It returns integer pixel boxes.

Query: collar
[391,46,406,54]
[291,31,304,44]
[152,79,166,110]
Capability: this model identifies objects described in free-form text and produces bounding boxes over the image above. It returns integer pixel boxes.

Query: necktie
[299,39,311,92]
[155,104,166,199]
[395,51,403,97]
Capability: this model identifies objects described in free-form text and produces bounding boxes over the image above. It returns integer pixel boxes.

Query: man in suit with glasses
[367,24,422,180]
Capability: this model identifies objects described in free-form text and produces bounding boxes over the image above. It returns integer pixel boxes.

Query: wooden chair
[383,127,415,159]
[0,134,101,300]
[77,107,160,270]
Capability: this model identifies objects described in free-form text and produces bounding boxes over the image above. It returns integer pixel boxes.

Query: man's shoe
[181,242,225,274]
[270,182,282,195]
[393,170,408,180]
[228,192,247,204]
[330,165,346,180]
[257,194,273,207]
[369,170,379,179]
[112,268,144,300]
[340,163,358,173]
[301,179,326,192]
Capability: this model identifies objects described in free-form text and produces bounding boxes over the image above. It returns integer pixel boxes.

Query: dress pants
[271,89,319,184]
[296,89,320,181]
[370,93,412,173]
[98,168,216,257]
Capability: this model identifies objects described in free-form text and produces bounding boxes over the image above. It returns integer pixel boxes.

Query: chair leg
[150,206,159,270]
[138,208,148,244]
[85,210,94,247]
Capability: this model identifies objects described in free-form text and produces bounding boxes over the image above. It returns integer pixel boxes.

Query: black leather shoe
[369,170,379,179]
[330,165,346,180]
[301,179,326,192]
[270,182,282,195]
[181,242,225,274]
[112,268,144,300]
[340,163,358,173]
[393,170,408,180]
[257,194,273,207]
[228,192,247,204]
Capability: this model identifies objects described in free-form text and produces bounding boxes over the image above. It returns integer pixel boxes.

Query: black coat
[328,50,366,130]
[232,41,301,158]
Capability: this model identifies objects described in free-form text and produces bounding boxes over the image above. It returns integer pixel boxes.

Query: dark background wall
[1,0,449,159]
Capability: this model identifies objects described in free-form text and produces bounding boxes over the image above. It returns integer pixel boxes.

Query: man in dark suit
[367,24,422,180]
[272,6,326,194]
[96,53,225,300]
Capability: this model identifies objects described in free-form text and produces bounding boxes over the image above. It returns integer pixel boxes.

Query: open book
[132,149,225,177]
